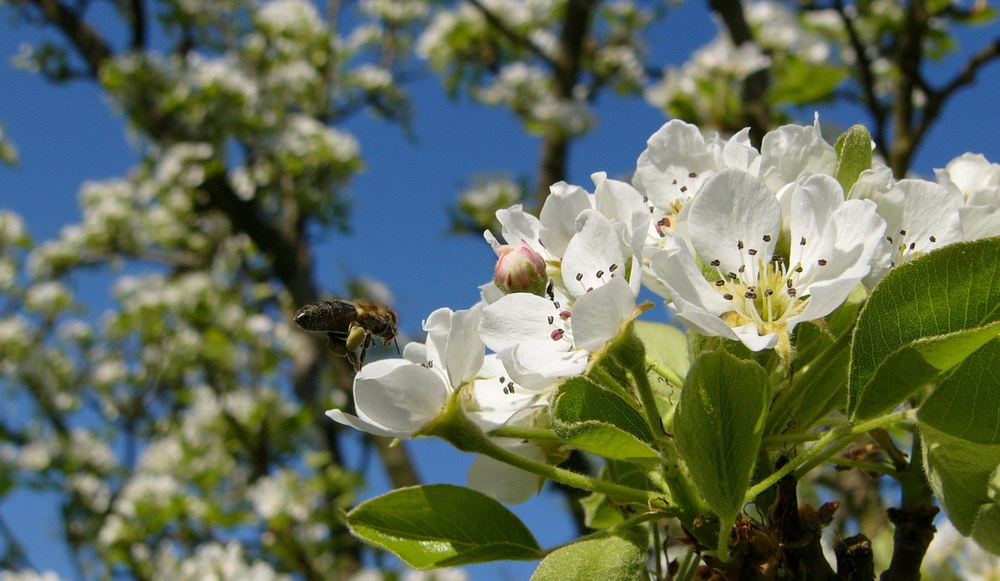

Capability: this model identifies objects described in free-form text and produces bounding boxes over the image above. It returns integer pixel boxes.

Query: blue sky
[2,1,999,579]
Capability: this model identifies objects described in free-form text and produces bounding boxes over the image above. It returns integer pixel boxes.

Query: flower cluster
[327,116,999,503]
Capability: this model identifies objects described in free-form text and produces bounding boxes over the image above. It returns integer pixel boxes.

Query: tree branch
[25,0,112,77]
[708,0,771,143]
[465,0,558,70]
[534,0,597,207]
[832,0,888,153]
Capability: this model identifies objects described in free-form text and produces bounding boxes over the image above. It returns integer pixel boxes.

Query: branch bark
[708,0,771,144]
[534,0,597,207]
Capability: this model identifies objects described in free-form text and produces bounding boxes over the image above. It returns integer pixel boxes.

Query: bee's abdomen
[293,300,357,332]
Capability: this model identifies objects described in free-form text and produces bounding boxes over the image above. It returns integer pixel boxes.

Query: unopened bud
[494,241,548,296]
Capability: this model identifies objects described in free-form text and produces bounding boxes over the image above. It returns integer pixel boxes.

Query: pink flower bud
[494,241,548,296]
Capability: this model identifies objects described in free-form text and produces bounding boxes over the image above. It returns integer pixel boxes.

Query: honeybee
[294,299,399,371]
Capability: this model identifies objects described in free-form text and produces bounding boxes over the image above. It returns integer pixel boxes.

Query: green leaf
[581,461,654,529]
[769,56,847,104]
[918,338,1000,551]
[347,484,543,569]
[674,351,768,521]
[849,238,1000,420]
[530,526,648,581]
[635,320,690,380]
[767,330,850,435]
[834,125,873,194]
[551,377,659,460]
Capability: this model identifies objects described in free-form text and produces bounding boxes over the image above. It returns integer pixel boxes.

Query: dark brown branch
[832,0,888,153]
[707,0,771,143]
[127,0,147,50]
[533,0,597,207]
[767,468,837,580]
[910,34,1000,155]
[26,0,112,76]
[879,506,939,581]
[835,534,875,581]
[465,0,558,70]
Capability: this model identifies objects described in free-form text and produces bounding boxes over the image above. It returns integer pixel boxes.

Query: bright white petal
[467,439,545,505]
[506,343,589,379]
[674,309,743,342]
[633,120,720,208]
[561,210,629,296]
[687,169,780,279]
[325,410,404,438]
[960,204,1000,240]
[729,322,780,351]
[352,363,450,435]
[592,172,647,226]
[649,239,731,316]
[786,276,861,330]
[480,293,567,353]
[496,205,543,251]
[570,277,636,351]
[759,116,837,192]
[876,180,963,256]
[722,127,761,174]
[443,307,485,388]
[539,182,593,257]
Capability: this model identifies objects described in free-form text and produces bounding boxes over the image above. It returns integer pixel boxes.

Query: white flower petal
[633,120,720,208]
[570,277,636,351]
[480,293,566,353]
[649,239,731,316]
[496,205,542,250]
[759,115,837,192]
[352,363,449,436]
[506,343,589,379]
[443,307,485,387]
[467,439,545,505]
[325,410,404,438]
[687,169,780,279]
[539,182,593,257]
[561,210,629,296]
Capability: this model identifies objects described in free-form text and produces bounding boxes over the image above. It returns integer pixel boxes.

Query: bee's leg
[357,333,374,369]
[326,332,350,359]
[345,325,368,371]
[345,324,366,352]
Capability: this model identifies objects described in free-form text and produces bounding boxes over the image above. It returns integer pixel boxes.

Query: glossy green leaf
[849,238,1000,420]
[530,526,648,581]
[551,377,659,460]
[347,484,543,569]
[674,350,768,520]
[919,338,1000,552]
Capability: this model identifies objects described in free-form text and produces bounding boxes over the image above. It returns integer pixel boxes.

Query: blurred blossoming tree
[0,0,998,579]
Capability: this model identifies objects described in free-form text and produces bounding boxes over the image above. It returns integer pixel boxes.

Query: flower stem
[646,357,685,389]
[424,392,657,505]
[745,409,913,502]
[487,425,562,441]
[545,511,670,555]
